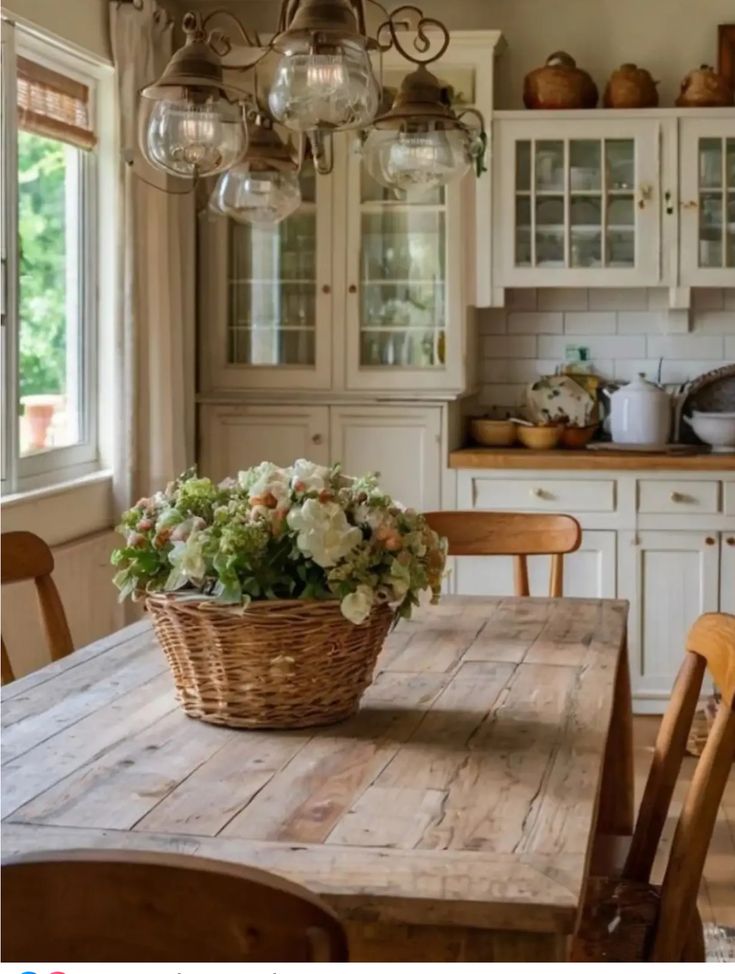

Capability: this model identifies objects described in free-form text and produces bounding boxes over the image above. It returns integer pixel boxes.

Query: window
[1,24,100,493]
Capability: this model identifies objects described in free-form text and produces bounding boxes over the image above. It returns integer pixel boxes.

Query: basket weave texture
[146,594,394,729]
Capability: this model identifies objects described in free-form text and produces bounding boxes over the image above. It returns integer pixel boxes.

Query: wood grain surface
[1,596,631,961]
[449,448,735,471]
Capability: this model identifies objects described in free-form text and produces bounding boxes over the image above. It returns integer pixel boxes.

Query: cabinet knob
[664,189,674,216]
[530,487,547,499]
[311,433,323,445]
[348,284,358,294]
[681,200,698,210]
[321,284,331,294]
[705,536,716,546]
[670,491,687,503]
[727,537,735,547]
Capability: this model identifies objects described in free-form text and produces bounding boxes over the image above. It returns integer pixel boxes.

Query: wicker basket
[146,594,394,729]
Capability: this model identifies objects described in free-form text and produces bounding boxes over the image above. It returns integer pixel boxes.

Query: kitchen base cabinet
[455,467,735,711]
[198,405,329,482]
[329,405,442,512]
[451,529,616,599]
[199,402,447,511]
[721,533,735,614]
[618,530,720,713]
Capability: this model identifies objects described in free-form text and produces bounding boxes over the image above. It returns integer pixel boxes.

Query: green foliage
[17,132,68,399]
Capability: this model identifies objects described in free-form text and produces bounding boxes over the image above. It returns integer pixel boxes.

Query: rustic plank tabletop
[1,595,632,962]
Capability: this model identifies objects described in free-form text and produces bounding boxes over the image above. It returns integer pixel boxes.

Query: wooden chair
[1,530,74,685]
[424,511,581,597]
[575,612,735,962]
[1,849,349,962]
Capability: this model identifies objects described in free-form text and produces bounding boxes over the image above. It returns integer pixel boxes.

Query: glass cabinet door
[228,167,317,369]
[500,119,660,286]
[345,141,463,392]
[199,158,332,392]
[680,118,735,286]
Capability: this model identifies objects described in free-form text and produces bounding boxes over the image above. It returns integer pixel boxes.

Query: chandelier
[140,1,486,225]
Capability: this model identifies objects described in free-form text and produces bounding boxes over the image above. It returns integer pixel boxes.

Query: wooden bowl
[517,424,564,450]
[560,424,598,449]
[470,418,517,448]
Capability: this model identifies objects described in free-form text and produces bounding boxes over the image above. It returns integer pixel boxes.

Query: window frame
[1,21,102,495]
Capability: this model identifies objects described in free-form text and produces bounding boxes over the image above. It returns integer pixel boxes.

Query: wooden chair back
[2,849,349,962]
[424,511,581,597]
[1,530,73,684]
[621,612,735,960]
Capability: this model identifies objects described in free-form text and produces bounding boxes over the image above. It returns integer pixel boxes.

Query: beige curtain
[110,0,195,508]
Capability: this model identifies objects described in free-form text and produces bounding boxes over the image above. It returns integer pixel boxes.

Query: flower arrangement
[112,460,446,625]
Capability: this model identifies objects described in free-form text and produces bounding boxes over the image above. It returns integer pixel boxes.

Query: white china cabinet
[197,31,503,504]
[679,114,735,286]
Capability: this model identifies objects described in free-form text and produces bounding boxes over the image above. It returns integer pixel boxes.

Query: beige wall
[3,0,112,61]
[196,0,734,108]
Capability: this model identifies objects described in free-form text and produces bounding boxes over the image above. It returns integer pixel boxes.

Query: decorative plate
[524,374,598,426]
[677,364,735,443]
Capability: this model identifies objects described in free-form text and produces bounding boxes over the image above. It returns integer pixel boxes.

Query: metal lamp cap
[373,64,460,130]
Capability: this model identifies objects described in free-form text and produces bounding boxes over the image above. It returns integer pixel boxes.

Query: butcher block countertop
[449,448,735,472]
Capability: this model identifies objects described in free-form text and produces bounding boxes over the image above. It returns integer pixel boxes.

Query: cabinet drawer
[472,478,616,512]
[725,482,735,516]
[637,480,720,514]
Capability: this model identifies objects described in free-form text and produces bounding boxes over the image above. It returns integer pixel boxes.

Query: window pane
[17,131,82,455]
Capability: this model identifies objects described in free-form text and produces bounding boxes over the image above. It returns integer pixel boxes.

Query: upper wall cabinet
[492,108,735,303]
[679,115,735,287]
[495,114,663,288]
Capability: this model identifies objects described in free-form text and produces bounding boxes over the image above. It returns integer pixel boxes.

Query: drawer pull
[727,538,735,547]
[705,536,716,546]
[311,433,324,445]
[670,491,688,503]
[530,487,550,500]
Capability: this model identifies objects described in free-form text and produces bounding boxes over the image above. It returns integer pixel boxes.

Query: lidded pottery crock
[676,65,734,107]
[603,63,659,108]
[523,51,598,109]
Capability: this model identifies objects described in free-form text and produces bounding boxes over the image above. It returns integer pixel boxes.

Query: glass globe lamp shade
[268,41,380,132]
[144,94,247,178]
[363,126,472,195]
[210,164,302,226]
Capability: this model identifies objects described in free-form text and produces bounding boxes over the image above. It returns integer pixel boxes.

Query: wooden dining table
[2,595,633,962]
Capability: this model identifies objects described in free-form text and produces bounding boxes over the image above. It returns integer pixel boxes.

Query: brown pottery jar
[604,63,659,108]
[676,65,734,107]
[523,51,598,109]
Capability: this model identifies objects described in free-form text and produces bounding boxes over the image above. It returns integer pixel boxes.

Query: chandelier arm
[310,130,334,176]
[201,8,261,48]
[377,6,450,65]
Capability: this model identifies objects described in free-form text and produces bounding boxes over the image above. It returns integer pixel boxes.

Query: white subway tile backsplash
[507,311,563,334]
[647,334,724,359]
[477,288,734,410]
[537,288,588,311]
[563,311,616,334]
[617,311,665,334]
[484,359,559,383]
[660,360,730,384]
[482,335,537,359]
[692,288,725,311]
[478,308,507,335]
[480,383,526,406]
[538,334,646,359]
[589,288,648,311]
[506,288,537,311]
[692,310,735,335]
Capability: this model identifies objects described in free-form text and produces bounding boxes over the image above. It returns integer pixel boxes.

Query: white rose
[287,498,362,567]
[291,458,330,492]
[241,462,292,510]
[341,584,374,624]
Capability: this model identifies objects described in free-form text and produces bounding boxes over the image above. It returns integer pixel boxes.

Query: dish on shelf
[560,423,599,449]
[683,411,735,453]
[469,418,517,447]
[677,364,735,442]
[517,423,564,450]
[525,374,598,426]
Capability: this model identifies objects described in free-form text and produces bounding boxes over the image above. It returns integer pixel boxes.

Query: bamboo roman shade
[16,56,96,150]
